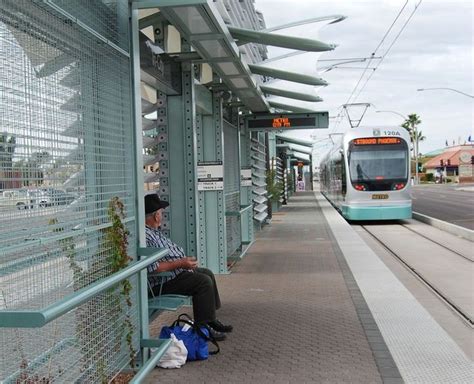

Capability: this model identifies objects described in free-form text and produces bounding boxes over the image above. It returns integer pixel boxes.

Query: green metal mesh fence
[0,1,139,382]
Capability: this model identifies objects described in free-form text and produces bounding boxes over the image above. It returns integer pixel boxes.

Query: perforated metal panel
[223,121,241,257]
[0,1,138,382]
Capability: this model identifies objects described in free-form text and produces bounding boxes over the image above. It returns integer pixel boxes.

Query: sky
[254,0,473,162]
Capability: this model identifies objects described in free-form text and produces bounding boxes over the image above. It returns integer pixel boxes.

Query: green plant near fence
[47,197,135,383]
[266,169,284,203]
[105,197,135,369]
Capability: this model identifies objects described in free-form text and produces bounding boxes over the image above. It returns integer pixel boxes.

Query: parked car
[0,189,33,210]
[29,189,53,208]
[38,188,76,205]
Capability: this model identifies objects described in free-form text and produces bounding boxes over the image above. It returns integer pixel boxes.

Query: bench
[147,271,191,322]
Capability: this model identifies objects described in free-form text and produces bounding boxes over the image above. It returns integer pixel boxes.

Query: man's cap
[144,194,169,214]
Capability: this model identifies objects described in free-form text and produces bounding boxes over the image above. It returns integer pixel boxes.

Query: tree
[401,114,422,183]
[401,113,422,159]
[415,130,426,144]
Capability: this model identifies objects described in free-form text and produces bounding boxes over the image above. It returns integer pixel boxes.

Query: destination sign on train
[353,137,401,145]
[245,112,329,131]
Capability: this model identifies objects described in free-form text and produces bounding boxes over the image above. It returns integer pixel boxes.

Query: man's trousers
[151,268,221,324]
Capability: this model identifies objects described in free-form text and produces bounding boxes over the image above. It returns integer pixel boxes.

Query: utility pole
[414,126,419,185]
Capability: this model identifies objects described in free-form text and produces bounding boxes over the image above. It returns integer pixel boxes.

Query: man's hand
[155,257,198,272]
[181,257,198,270]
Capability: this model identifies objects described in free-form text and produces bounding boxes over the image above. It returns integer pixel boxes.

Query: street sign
[197,161,224,191]
[245,112,329,131]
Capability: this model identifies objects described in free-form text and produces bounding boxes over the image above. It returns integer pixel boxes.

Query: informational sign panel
[240,168,252,187]
[458,164,473,177]
[245,112,329,131]
[197,161,224,191]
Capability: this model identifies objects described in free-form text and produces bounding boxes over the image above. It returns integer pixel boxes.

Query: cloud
[256,0,473,153]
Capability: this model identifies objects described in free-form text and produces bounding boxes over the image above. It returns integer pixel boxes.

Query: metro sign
[245,112,329,131]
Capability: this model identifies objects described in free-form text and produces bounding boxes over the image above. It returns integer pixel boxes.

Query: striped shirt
[145,225,188,289]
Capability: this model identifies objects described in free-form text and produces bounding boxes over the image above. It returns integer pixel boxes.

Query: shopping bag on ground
[157,333,187,369]
[159,313,219,361]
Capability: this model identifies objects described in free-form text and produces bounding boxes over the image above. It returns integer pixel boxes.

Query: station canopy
[134,0,345,113]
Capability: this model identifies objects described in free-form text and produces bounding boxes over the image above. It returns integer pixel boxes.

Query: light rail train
[320,126,412,220]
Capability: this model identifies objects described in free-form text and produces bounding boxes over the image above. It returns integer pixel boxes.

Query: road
[411,183,474,230]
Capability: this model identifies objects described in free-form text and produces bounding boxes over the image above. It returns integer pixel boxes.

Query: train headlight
[392,183,405,190]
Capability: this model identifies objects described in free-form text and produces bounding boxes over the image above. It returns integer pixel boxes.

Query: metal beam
[249,64,328,86]
[267,101,320,113]
[276,134,313,147]
[290,156,310,164]
[228,26,335,51]
[260,85,322,102]
[276,144,312,155]
[262,15,347,32]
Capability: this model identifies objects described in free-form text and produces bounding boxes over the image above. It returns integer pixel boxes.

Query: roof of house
[423,148,445,157]
[424,145,474,168]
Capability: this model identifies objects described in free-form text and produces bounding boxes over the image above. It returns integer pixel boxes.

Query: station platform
[147,192,472,384]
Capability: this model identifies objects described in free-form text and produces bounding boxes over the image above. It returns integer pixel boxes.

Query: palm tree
[415,130,426,144]
[401,114,422,157]
[401,114,422,183]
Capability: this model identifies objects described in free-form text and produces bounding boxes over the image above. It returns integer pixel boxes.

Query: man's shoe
[208,327,226,341]
[208,319,233,333]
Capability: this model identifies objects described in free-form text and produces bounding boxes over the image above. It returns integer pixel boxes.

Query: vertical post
[168,63,199,255]
[129,2,149,362]
[195,89,227,273]
[414,125,419,185]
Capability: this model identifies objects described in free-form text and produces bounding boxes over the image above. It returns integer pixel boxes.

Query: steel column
[168,65,199,255]
[196,90,227,273]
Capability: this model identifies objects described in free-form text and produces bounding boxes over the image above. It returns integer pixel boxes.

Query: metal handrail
[225,204,253,216]
[130,339,172,384]
[0,248,168,328]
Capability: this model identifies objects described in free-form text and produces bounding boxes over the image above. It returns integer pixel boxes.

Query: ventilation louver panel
[250,135,268,223]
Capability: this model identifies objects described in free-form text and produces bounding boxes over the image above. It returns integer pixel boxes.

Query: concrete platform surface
[146,193,398,384]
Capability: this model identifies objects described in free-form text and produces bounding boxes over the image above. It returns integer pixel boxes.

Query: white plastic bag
[157,333,188,369]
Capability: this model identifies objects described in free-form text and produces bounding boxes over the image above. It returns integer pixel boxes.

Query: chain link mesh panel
[0,1,138,382]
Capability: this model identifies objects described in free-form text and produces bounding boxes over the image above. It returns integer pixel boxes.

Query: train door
[341,152,347,198]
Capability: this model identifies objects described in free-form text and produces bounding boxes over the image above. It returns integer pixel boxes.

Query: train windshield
[348,138,408,191]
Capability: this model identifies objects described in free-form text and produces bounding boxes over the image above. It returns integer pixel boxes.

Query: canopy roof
[133,0,344,113]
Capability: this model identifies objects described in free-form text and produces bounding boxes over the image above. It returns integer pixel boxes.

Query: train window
[348,138,408,191]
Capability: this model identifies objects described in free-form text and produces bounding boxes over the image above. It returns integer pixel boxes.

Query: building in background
[423,144,474,183]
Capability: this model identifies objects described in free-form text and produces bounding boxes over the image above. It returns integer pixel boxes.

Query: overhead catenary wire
[344,0,409,107]
[353,0,423,102]
[330,0,421,135]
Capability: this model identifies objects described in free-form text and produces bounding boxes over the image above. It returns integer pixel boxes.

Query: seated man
[144,193,232,340]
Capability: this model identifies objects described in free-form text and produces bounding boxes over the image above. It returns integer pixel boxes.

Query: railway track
[400,223,473,262]
[360,224,473,327]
